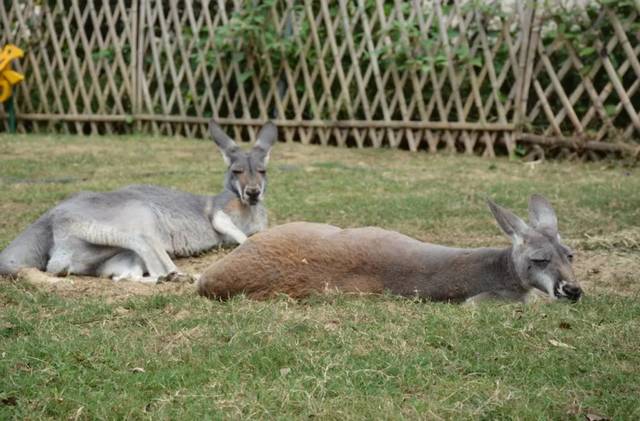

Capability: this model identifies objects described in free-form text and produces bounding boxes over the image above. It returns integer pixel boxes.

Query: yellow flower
[0,44,25,103]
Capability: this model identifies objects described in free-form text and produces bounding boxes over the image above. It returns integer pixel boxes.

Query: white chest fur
[212,204,267,245]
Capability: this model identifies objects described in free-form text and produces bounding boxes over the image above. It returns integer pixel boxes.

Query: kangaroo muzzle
[555,280,582,302]
[245,186,261,205]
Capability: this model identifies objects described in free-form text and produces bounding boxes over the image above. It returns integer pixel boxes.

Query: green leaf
[470,57,483,68]
[579,46,596,57]
[238,71,253,83]
[91,49,114,61]
[447,29,460,39]
[435,54,448,67]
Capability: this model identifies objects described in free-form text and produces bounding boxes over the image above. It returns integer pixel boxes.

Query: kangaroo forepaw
[156,271,196,284]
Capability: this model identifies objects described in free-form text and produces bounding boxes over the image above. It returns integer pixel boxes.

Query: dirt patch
[3,249,231,303]
[176,248,232,275]
[575,250,640,297]
[9,269,195,303]
[575,228,640,253]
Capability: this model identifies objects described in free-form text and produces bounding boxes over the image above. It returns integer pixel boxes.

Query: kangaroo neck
[487,246,520,287]
[459,246,524,300]
[205,190,261,218]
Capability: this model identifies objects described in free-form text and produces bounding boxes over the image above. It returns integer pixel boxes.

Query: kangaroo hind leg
[64,221,177,280]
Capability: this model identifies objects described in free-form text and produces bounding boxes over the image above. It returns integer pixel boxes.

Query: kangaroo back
[0,214,53,276]
[197,222,424,300]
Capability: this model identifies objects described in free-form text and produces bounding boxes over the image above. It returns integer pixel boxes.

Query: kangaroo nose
[245,187,260,200]
[562,283,582,302]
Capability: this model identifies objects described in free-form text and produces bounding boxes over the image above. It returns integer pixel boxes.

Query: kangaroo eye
[257,169,266,175]
[567,253,574,262]
[232,168,244,174]
[530,258,550,266]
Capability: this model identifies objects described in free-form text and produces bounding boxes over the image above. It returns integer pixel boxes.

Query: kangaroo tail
[0,216,53,276]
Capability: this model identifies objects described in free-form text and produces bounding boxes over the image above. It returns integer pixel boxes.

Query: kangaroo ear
[487,198,530,244]
[209,120,239,165]
[253,121,277,165]
[528,194,558,235]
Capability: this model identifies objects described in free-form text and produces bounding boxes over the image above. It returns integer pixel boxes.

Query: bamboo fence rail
[0,0,639,158]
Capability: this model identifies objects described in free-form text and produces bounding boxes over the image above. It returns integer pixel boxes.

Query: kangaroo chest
[221,199,268,237]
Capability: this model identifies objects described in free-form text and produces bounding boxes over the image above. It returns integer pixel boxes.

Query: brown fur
[223,197,247,215]
[198,223,384,299]
[197,222,503,301]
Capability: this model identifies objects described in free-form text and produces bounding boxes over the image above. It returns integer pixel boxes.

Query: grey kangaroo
[0,121,277,283]
[198,195,583,303]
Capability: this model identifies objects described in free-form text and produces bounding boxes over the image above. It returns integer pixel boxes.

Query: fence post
[135,0,146,133]
[130,0,138,132]
[514,0,542,149]
[273,5,293,121]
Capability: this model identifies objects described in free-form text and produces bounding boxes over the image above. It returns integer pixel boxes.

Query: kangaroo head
[487,195,582,302]
[209,121,277,206]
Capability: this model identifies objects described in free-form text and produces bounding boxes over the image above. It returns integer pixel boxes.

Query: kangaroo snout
[245,186,261,203]
[557,280,582,302]
[563,282,582,301]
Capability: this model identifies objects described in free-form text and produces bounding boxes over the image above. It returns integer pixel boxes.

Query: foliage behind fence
[1,0,639,158]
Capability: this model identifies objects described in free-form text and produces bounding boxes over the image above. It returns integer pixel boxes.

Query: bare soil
[3,249,230,303]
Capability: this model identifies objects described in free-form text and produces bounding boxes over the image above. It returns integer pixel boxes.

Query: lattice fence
[521,1,640,158]
[0,0,639,158]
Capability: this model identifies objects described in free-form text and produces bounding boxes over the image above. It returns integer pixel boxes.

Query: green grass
[1,134,639,419]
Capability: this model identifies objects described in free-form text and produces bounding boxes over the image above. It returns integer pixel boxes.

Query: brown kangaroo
[197,195,582,303]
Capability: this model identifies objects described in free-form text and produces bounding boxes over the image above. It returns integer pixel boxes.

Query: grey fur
[0,121,277,282]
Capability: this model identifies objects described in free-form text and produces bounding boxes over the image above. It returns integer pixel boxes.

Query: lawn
[1,134,639,419]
